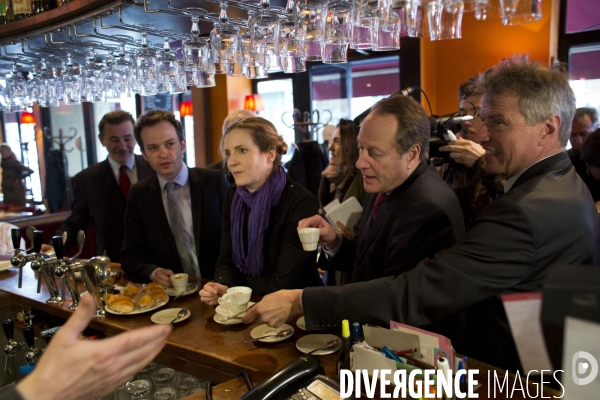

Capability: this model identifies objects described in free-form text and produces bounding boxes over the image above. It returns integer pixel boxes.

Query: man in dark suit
[121,111,229,286]
[307,95,465,285]
[55,111,155,261]
[244,57,600,372]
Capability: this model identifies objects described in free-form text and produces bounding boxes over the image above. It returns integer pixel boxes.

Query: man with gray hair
[243,57,600,372]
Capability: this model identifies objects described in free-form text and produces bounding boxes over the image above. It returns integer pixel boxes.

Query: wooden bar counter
[0,265,561,399]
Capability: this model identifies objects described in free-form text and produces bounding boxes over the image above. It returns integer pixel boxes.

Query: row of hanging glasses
[0,0,542,110]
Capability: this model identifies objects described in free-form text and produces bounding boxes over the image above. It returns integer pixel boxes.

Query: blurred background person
[200,117,322,302]
[439,76,503,230]
[569,107,598,178]
[318,118,366,212]
[579,128,600,203]
[0,144,33,206]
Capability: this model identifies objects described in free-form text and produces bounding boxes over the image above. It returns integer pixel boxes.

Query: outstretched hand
[242,289,304,327]
[17,295,171,400]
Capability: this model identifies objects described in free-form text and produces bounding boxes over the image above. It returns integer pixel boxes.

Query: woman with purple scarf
[200,117,322,301]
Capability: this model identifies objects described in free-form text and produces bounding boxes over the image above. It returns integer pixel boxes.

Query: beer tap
[3,319,25,379]
[23,324,41,366]
[10,228,27,288]
[30,230,63,304]
[52,236,81,311]
[68,231,106,318]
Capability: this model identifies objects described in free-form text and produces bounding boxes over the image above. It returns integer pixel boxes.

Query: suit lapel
[513,152,571,189]
[96,159,126,206]
[188,168,203,258]
[134,155,155,181]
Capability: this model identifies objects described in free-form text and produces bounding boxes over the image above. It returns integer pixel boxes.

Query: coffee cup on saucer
[170,273,189,294]
[297,228,320,251]
[218,286,252,313]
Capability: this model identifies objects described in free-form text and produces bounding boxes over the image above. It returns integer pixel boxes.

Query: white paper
[324,197,363,232]
[502,292,553,373]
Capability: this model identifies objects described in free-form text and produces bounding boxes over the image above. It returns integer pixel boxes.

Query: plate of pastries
[104,282,169,314]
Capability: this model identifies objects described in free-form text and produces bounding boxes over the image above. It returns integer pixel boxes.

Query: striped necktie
[165,182,200,277]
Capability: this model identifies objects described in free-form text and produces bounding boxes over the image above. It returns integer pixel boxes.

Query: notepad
[323,196,363,232]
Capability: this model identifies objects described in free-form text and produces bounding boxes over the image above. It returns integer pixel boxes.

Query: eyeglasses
[458,105,481,119]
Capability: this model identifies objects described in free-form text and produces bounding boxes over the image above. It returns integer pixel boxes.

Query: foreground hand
[298,215,340,250]
[200,282,228,306]
[438,138,485,168]
[152,269,174,287]
[17,295,171,400]
[242,290,303,327]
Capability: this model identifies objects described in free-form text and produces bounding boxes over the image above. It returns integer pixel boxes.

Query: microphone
[436,115,474,125]
[398,87,418,96]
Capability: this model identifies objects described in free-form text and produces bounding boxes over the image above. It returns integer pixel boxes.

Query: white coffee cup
[298,228,320,251]
[218,286,252,313]
[170,273,189,294]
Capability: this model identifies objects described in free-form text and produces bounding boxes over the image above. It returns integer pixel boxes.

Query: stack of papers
[323,197,363,232]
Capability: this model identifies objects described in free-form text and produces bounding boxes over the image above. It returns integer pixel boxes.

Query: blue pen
[381,346,403,363]
[459,356,467,393]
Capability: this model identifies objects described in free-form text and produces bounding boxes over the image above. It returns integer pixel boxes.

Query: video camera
[428,114,474,166]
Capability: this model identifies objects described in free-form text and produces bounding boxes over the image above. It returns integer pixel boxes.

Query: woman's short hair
[221,117,288,169]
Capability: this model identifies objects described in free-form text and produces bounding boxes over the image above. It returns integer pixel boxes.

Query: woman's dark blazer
[214,174,323,295]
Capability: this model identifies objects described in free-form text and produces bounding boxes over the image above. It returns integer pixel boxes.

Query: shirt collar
[503,152,561,193]
[107,155,135,176]
[158,164,189,191]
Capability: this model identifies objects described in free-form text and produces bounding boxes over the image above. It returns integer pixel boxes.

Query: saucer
[151,308,190,324]
[165,283,199,297]
[215,301,255,318]
[296,334,341,355]
[296,316,306,331]
[213,313,243,325]
[250,324,294,343]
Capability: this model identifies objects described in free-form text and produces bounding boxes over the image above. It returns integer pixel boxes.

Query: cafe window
[256,78,295,164]
[311,56,400,135]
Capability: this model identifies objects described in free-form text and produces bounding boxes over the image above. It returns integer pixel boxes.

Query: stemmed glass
[60,54,83,105]
[156,35,179,93]
[183,9,216,88]
[81,47,106,103]
[134,26,158,96]
[249,0,281,72]
[210,3,238,75]
[113,42,134,99]
[37,58,60,107]
[280,0,306,73]
[5,61,30,112]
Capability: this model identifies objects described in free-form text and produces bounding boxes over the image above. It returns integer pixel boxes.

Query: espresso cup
[218,286,252,313]
[297,227,321,251]
[170,273,189,294]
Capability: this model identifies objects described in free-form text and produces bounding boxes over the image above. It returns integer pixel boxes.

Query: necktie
[372,193,388,221]
[118,165,131,198]
[165,182,200,277]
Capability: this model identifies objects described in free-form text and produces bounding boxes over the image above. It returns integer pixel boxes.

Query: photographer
[438,76,503,230]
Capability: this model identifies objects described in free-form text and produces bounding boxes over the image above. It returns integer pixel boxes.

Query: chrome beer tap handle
[52,236,81,311]
[23,324,41,365]
[10,228,26,288]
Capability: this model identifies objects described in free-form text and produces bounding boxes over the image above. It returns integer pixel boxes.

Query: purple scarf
[231,167,287,276]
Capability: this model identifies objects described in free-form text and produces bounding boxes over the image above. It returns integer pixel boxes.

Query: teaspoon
[245,328,294,342]
[169,308,188,324]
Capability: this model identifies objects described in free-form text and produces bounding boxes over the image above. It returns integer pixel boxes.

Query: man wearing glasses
[438,76,503,230]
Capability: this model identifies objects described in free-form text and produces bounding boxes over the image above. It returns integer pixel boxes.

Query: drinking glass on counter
[151,367,175,391]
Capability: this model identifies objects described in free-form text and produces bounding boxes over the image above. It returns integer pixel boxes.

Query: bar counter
[0,265,560,399]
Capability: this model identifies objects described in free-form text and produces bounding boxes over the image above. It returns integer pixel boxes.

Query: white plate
[165,283,199,297]
[213,313,244,325]
[215,301,255,318]
[296,316,306,331]
[0,260,12,272]
[250,324,294,343]
[296,334,341,355]
[151,308,190,324]
[105,296,169,315]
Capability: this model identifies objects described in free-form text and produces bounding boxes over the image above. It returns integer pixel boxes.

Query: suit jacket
[303,153,600,371]
[214,175,323,295]
[319,160,465,282]
[120,167,229,282]
[57,155,155,261]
